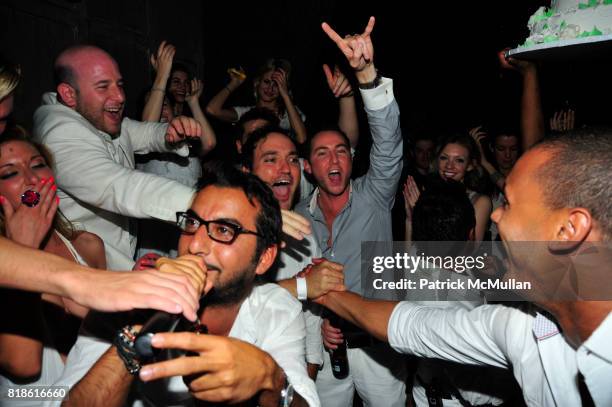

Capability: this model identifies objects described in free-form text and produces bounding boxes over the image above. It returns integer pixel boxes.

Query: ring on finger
[21,190,41,207]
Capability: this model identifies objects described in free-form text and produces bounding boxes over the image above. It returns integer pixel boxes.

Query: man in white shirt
[33,45,201,270]
[315,128,612,406]
[49,163,318,406]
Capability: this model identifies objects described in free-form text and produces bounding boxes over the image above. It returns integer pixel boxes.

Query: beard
[204,261,257,307]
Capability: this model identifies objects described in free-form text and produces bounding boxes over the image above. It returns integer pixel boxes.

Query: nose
[279,158,290,174]
[504,150,511,159]
[187,225,212,256]
[24,167,41,186]
[111,84,126,104]
[330,151,339,164]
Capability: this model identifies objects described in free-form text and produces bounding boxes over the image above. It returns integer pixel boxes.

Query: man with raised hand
[296,17,406,407]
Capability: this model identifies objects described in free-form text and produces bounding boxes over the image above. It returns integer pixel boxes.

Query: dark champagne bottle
[328,312,349,379]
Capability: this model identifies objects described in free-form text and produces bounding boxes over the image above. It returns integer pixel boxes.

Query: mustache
[205,263,221,273]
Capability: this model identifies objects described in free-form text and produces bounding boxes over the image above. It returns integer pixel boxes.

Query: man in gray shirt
[295,17,405,407]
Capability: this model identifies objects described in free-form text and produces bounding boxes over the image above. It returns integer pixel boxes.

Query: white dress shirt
[46,284,319,406]
[388,302,612,406]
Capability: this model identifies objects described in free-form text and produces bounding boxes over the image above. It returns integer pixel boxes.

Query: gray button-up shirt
[296,78,402,295]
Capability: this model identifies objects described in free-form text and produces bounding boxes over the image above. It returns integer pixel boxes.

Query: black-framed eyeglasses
[176,210,261,244]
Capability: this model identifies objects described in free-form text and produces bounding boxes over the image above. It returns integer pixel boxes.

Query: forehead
[171,70,188,80]
[0,140,40,160]
[311,131,349,150]
[495,135,519,147]
[73,50,121,81]
[415,139,434,149]
[192,185,259,228]
[506,148,550,197]
[255,133,297,156]
[440,143,469,157]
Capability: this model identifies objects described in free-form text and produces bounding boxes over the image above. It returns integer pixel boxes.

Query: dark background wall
[2,0,612,156]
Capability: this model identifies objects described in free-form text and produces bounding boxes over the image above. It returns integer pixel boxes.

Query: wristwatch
[279,375,294,407]
[357,71,382,90]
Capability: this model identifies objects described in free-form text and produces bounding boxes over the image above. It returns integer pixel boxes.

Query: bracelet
[296,276,308,300]
[151,87,165,93]
[114,325,142,375]
[339,91,355,98]
[357,71,382,90]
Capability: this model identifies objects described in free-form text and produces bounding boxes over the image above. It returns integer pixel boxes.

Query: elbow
[201,138,217,155]
[1,355,42,380]
[205,104,218,117]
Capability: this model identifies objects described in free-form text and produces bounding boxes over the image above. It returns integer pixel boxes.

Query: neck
[199,300,244,336]
[541,301,612,348]
[257,99,278,113]
[317,187,350,225]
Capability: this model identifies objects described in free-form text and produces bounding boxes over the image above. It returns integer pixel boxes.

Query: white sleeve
[232,106,251,122]
[45,121,194,222]
[304,304,324,366]
[388,302,515,369]
[258,292,320,406]
[123,118,189,157]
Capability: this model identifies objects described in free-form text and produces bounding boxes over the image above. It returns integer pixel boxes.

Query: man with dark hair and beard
[48,163,319,407]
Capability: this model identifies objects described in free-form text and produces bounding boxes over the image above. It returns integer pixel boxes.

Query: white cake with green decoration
[520,0,612,47]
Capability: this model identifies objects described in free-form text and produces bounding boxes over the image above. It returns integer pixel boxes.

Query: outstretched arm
[0,236,200,321]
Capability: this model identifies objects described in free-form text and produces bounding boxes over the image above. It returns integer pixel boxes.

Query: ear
[549,208,592,251]
[241,164,250,173]
[57,83,78,108]
[303,159,312,175]
[235,140,243,154]
[254,244,278,276]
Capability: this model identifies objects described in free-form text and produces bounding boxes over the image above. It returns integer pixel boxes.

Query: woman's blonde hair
[0,59,21,100]
[0,128,74,240]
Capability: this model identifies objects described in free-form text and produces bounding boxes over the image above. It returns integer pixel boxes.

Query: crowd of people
[0,14,610,407]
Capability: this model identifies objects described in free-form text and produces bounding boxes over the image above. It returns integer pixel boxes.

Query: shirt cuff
[359,77,394,111]
[173,144,190,157]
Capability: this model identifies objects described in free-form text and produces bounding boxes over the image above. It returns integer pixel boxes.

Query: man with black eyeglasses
[46,163,319,407]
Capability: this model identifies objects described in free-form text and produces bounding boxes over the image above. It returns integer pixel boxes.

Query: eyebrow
[0,154,44,169]
[214,217,246,228]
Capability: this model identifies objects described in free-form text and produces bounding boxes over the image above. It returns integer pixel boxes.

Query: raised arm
[498,49,545,151]
[323,64,359,148]
[272,69,308,144]
[142,41,175,122]
[205,68,246,122]
[185,78,217,154]
[323,17,402,208]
